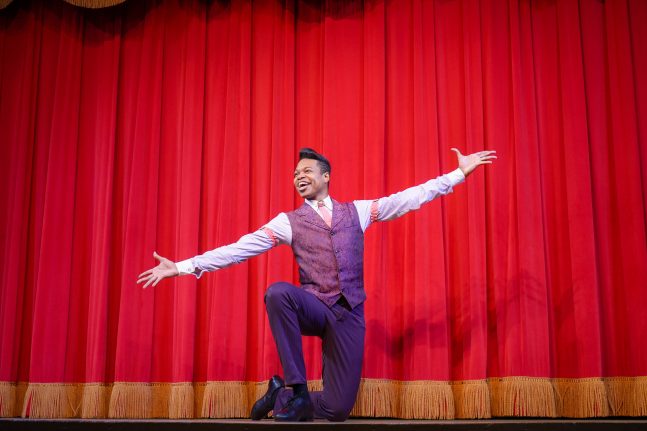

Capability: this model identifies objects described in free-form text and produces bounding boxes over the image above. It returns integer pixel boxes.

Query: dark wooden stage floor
[2,418,647,431]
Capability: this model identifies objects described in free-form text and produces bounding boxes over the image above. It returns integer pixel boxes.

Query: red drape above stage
[0,0,646,420]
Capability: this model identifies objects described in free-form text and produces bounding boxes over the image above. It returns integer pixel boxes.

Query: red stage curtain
[1,0,646,420]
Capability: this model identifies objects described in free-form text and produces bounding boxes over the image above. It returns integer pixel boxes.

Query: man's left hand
[451,148,497,177]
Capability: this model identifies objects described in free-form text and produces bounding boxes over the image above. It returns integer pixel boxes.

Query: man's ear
[323,172,330,184]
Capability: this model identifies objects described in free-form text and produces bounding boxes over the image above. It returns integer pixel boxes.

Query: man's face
[294,158,330,200]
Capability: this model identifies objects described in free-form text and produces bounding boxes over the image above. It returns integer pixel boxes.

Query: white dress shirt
[176,168,465,278]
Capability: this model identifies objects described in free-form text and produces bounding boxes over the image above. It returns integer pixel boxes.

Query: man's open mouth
[297,181,310,192]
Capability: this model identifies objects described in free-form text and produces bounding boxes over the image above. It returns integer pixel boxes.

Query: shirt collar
[305,195,333,211]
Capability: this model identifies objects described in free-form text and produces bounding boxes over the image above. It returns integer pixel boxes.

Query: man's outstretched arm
[137,213,291,288]
[355,148,496,231]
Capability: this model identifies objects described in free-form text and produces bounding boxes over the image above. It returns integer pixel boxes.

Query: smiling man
[138,147,496,422]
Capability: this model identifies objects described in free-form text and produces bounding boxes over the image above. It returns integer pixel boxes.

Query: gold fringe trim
[152,384,171,417]
[20,383,81,418]
[351,379,399,417]
[452,380,491,418]
[193,383,206,416]
[607,377,632,415]
[80,383,109,418]
[62,0,127,9]
[2,377,647,419]
[350,379,454,419]
[308,379,323,392]
[399,380,454,419]
[201,381,248,418]
[554,378,609,417]
[108,382,151,418]
[488,377,556,417]
[636,377,647,416]
[606,376,647,416]
[0,382,16,417]
[169,383,194,419]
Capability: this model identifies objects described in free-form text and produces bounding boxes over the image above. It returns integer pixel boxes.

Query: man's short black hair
[299,148,331,175]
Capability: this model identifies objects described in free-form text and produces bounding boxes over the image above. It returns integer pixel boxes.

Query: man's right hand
[137,251,179,288]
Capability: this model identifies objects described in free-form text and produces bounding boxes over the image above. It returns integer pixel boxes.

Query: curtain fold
[1,0,646,419]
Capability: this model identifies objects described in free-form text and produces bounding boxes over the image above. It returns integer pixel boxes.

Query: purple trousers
[264,282,365,422]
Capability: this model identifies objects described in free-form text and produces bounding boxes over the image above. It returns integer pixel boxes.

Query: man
[138,147,496,422]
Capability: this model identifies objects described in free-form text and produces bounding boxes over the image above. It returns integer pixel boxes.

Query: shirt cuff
[175,258,196,276]
[446,168,465,186]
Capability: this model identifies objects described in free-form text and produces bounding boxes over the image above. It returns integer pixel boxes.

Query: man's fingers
[141,273,169,288]
[138,273,153,284]
[138,271,153,280]
[143,277,154,289]
[138,268,153,278]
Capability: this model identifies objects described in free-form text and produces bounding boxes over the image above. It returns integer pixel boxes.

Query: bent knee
[264,282,293,305]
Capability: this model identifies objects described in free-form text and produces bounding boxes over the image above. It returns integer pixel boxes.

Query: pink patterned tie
[317,201,332,227]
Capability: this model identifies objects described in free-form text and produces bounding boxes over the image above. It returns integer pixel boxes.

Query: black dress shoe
[273,392,314,422]
[250,375,285,420]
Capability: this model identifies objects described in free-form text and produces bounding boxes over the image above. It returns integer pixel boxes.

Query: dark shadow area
[1,0,389,35]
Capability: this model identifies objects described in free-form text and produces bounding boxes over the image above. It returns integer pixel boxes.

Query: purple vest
[286,200,366,309]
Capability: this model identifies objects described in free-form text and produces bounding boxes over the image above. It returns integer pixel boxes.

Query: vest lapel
[330,199,346,230]
[296,203,329,230]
